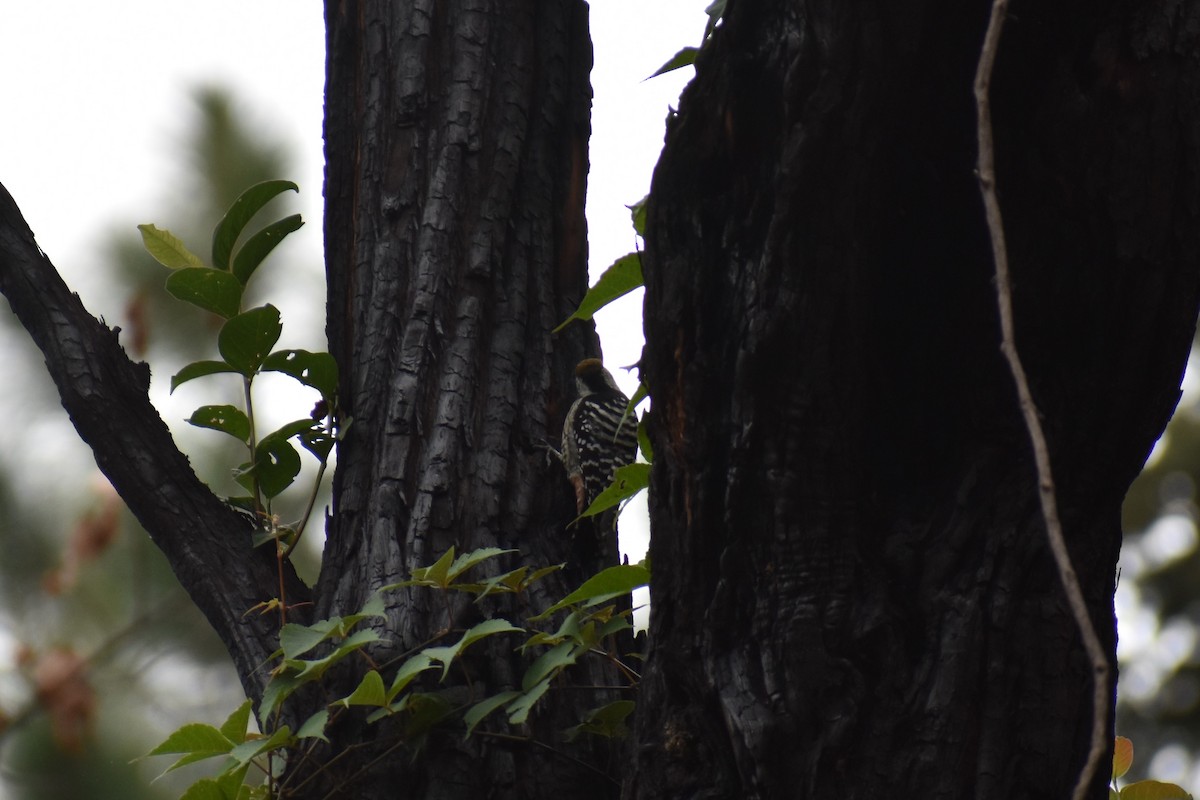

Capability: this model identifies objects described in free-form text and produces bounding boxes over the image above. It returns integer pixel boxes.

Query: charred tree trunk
[634,1,1200,798]
[309,1,621,798]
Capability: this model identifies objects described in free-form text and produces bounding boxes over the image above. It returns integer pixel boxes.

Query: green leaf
[296,710,330,742]
[647,46,698,80]
[218,699,253,744]
[219,305,282,376]
[279,617,347,660]
[704,0,727,35]
[423,619,522,679]
[212,180,299,270]
[521,641,579,691]
[579,462,651,519]
[232,214,304,285]
[188,405,251,444]
[534,563,651,620]
[423,548,457,588]
[179,778,233,800]
[388,653,435,701]
[337,670,388,708]
[252,436,301,499]
[215,763,251,797]
[447,547,517,582]
[508,679,551,725]
[565,699,636,741]
[1120,781,1194,800]
[629,195,648,237]
[636,416,653,463]
[261,349,339,401]
[258,674,301,726]
[464,691,521,738]
[228,726,293,769]
[165,268,244,319]
[298,425,336,462]
[138,224,206,269]
[554,252,643,332]
[142,723,235,776]
[286,630,380,682]
[145,723,233,758]
[172,360,239,393]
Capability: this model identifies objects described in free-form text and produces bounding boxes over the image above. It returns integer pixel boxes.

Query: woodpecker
[560,358,639,514]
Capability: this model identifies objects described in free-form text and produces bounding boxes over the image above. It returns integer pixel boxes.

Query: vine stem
[973,3,1110,798]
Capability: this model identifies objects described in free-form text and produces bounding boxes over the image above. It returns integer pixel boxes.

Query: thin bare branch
[973,4,1111,799]
[0,180,310,703]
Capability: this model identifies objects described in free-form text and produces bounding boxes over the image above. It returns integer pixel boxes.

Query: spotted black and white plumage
[561,358,639,513]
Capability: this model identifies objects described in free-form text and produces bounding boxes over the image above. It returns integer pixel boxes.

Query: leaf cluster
[138,181,339,541]
[144,549,650,798]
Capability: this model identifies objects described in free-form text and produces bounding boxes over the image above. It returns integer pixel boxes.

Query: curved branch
[0,180,309,701]
[973,6,1110,799]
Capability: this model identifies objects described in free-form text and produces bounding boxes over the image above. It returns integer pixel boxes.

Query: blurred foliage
[1118,342,1200,789]
[0,86,316,799]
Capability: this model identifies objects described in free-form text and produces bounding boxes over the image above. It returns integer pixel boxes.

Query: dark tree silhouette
[631,1,1200,798]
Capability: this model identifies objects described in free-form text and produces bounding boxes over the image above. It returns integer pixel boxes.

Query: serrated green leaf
[219,305,282,376]
[387,653,435,700]
[260,349,339,400]
[423,619,522,680]
[278,617,344,661]
[578,462,651,520]
[188,405,251,444]
[228,726,292,769]
[142,722,235,777]
[215,763,250,796]
[345,592,387,626]
[464,691,521,739]
[212,180,298,270]
[257,674,301,727]
[337,670,388,708]
[172,360,239,393]
[165,268,244,319]
[534,563,651,620]
[448,547,517,582]
[296,710,330,742]
[232,214,304,284]
[218,700,253,744]
[522,641,579,691]
[289,629,380,681]
[647,46,698,80]
[424,548,457,588]
[138,224,206,269]
[508,679,552,725]
[179,778,232,800]
[554,252,643,333]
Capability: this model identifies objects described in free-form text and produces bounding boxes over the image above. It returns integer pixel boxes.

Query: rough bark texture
[314,1,621,798]
[633,1,1200,798]
[0,184,310,704]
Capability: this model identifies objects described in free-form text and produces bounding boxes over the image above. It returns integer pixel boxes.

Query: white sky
[0,2,701,565]
[0,2,697,369]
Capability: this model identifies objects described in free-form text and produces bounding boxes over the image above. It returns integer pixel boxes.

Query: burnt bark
[309,1,621,798]
[634,1,1200,798]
